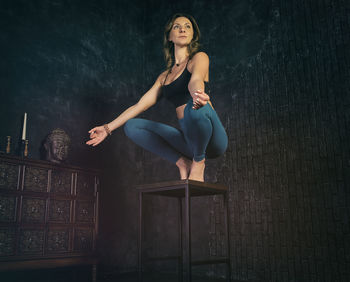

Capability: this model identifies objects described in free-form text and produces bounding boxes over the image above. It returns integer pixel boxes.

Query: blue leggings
[124,100,228,163]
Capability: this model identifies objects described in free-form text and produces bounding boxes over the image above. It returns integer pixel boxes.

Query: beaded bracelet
[103,124,112,136]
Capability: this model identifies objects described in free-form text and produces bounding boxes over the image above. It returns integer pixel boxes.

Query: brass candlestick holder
[6,136,11,154]
[18,139,26,157]
[24,140,28,157]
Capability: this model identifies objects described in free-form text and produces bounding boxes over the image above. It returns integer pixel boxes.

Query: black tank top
[161,61,210,108]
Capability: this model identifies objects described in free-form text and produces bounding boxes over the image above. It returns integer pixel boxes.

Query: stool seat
[137,179,231,282]
[136,179,228,197]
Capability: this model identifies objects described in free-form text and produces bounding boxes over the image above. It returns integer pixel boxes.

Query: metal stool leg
[178,198,183,282]
[138,192,143,282]
[92,263,97,282]
[184,185,191,282]
[224,192,231,282]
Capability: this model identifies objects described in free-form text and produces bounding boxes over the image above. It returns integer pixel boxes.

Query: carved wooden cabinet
[0,153,99,281]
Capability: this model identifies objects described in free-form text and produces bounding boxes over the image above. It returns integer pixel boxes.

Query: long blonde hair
[163,13,201,70]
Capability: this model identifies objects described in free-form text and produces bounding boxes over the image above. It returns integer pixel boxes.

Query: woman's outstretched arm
[86,74,164,146]
[187,52,210,109]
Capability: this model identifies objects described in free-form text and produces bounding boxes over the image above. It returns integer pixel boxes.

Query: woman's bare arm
[107,78,162,131]
[187,52,210,109]
[86,73,164,146]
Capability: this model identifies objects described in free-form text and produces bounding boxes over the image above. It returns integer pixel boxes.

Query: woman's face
[168,17,194,46]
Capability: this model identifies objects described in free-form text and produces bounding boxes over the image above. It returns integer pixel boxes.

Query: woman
[86,13,228,182]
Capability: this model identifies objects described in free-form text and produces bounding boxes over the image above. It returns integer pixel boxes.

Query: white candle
[22,112,27,140]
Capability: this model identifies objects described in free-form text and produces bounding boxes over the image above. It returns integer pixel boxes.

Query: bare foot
[176,157,192,180]
[188,159,205,182]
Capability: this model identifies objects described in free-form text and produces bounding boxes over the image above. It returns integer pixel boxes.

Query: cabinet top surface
[136,179,228,195]
[0,153,99,173]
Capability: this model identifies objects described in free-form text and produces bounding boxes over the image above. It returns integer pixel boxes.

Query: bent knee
[186,106,210,122]
[124,118,140,137]
[207,137,228,159]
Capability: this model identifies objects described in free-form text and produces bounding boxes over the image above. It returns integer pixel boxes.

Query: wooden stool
[137,179,231,282]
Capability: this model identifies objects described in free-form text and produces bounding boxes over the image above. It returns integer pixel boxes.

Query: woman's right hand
[86,126,108,146]
[191,89,210,110]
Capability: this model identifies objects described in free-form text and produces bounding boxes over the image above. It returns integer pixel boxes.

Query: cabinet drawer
[0,228,16,256]
[49,199,71,222]
[75,200,94,223]
[0,162,19,191]
[51,169,73,194]
[23,166,48,192]
[46,228,70,253]
[73,228,93,252]
[76,173,95,197]
[19,229,45,254]
[0,195,17,222]
[21,197,47,223]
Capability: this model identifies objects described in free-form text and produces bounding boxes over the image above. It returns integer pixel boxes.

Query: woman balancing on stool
[86,13,228,182]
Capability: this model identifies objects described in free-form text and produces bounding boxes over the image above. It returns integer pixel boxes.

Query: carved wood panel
[0,228,16,256]
[0,195,17,222]
[76,173,95,197]
[49,199,71,222]
[19,229,45,254]
[0,162,19,191]
[47,228,70,253]
[51,169,72,194]
[23,166,48,192]
[21,197,46,223]
[75,200,94,223]
[74,228,93,252]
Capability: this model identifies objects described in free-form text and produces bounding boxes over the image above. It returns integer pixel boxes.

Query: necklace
[175,57,188,67]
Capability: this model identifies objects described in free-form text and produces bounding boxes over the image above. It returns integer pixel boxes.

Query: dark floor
[1,268,244,282]
[102,271,257,282]
[101,272,232,282]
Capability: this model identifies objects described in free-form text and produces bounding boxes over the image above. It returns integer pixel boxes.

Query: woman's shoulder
[153,69,170,87]
[189,52,210,69]
[158,69,169,81]
[192,51,209,62]
[188,52,209,72]
[159,69,169,77]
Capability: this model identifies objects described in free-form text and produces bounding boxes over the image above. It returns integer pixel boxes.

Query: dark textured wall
[1,0,349,281]
[217,0,350,281]
[0,0,145,166]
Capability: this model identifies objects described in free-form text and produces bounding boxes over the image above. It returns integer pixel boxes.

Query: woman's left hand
[191,89,210,109]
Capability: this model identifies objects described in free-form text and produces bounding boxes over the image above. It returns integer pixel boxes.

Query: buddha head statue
[44,128,70,163]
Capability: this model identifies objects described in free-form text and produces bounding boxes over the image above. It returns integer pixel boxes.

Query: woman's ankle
[188,159,205,182]
[176,157,192,180]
